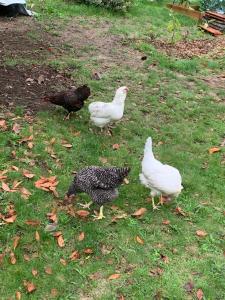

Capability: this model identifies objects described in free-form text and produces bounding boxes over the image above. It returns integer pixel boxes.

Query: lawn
[0,0,225,299]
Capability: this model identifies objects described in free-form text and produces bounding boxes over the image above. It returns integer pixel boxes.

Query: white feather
[88,86,128,128]
[139,137,183,198]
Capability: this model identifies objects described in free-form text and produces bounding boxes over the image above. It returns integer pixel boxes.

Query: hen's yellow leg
[78,201,93,209]
[93,206,105,220]
[152,197,159,210]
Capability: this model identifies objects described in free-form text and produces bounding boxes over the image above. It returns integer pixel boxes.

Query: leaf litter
[35,176,59,197]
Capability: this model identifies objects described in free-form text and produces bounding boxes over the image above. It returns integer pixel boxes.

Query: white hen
[88,86,128,131]
[140,137,183,210]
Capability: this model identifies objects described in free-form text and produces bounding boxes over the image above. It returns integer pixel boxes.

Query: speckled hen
[67,166,130,219]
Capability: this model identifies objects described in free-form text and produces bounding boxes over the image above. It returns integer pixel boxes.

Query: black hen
[67,166,130,219]
[44,85,91,119]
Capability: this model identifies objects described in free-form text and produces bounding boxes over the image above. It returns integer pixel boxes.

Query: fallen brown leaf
[57,235,65,248]
[35,176,59,195]
[160,254,169,264]
[149,267,164,277]
[12,166,19,172]
[60,258,67,266]
[111,205,119,211]
[15,291,21,300]
[62,143,73,148]
[23,281,36,293]
[51,288,58,297]
[136,236,144,245]
[101,244,112,255]
[32,269,38,277]
[84,248,93,254]
[10,252,16,264]
[23,170,35,179]
[118,295,125,300]
[19,187,32,199]
[19,135,33,144]
[196,230,207,237]
[0,119,7,130]
[70,250,80,261]
[76,210,90,218]
[0,174,7,181]
[25,220,40,226]
[78,232,85,241]
[27,141,34,149]
[196,289,204,300]
[53,232,64,247]
[73,130,81,137]
[112,143,120,150]
[53,231,62,237]
[4,214,17,224]
[12,180,22,190]
[2,182,11,192]
[12,123,21,134]
[108,273,121,280]
[11,150,16,158]
[89,271,102,280]
[47,212,57,223]
[132,207,147,218]
[0,253,5,265]
[13,236,21,250]
[208,147,220,154]
[35,231,40,242]
[45,266,52,275]
[49,137,56,145]
[23,254,31,261]
[162,219,170,225]
[175,206,186,216]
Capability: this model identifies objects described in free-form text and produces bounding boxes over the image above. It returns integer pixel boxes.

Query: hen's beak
[125,87,129,92]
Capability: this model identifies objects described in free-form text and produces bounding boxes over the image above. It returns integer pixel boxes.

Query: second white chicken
[140,137,183,210]
[88,86,128,130]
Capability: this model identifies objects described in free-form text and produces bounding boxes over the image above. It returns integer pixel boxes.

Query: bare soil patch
[0,17,52,63]
[151,37,225,59]
[0,65,74,112]
[0,17,74,112]
[59,18,144,70]
[201,74,225,89]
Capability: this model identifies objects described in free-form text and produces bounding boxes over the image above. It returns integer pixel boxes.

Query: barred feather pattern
[67,166,130,205]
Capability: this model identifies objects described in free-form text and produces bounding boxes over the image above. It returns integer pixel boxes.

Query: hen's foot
[152,197,160,211]
[93,206,105,220]
[159,195,164,205]
[64,112,71,120]
[78,201,92,210]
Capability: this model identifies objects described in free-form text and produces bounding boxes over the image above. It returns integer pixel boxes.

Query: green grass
[1,0,225,299]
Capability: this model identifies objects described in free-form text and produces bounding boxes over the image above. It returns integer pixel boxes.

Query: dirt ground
[151,37,225,59]
[0,15,224,113]
[0,16,144,112]
[0,17,74,112]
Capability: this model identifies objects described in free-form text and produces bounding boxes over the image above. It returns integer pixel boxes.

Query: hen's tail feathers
[144,137,153,155]
[118,167,130,177]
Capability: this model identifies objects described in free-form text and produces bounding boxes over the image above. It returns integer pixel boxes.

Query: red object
[200,25,222,36]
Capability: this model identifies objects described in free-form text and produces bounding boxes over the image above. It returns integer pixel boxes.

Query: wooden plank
[200,25,223,36]
[167,4,204,20]
[205,11,225,21]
